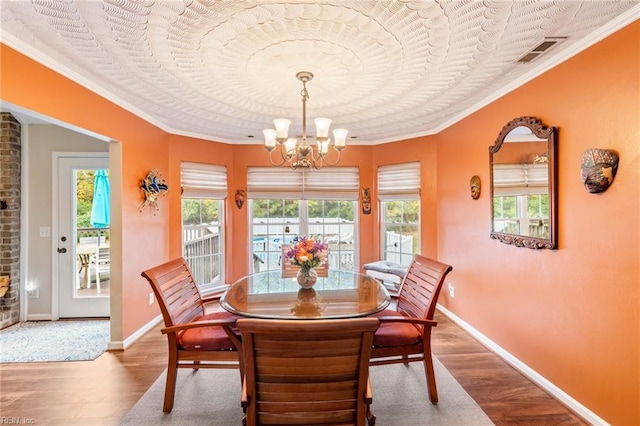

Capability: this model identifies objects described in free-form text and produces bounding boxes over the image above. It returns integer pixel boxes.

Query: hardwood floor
[431,311,587,426]
[0,310,587,425]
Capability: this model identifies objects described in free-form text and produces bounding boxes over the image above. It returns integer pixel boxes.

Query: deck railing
[183,224,357,282]
[183,225,221,285]
[252,242,355,273]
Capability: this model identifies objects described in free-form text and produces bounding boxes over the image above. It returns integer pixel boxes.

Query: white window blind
[377,162,421,200]
[493,164,547,196]
[181,162,227,199]
[247,167,359,200]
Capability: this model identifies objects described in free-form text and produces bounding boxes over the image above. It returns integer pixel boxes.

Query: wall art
[139,169,169,214]
[581,148,619,193]
[361,187,371,215]
[235,189,246,209]
[470,175,481,200]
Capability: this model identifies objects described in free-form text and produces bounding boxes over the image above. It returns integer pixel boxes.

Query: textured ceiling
[1,1,638,145]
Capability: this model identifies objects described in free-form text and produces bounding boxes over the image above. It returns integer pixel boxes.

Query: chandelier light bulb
[263,129,277,150]
[284,138,297,156]
[333,128,348,150]
[317,139,330,156]
[274,119,291,140]
[314,118,332,140]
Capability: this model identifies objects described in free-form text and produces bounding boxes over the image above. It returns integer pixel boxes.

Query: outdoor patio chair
[141,257,243,413]
[369,254,453,404]
[238,317,380,426]
[87,246,110,293]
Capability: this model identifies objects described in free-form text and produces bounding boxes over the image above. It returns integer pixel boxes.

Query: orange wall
[373,22,639,424]
[2,19,638,424]
[0,45,171,338]
[371,139,439,260]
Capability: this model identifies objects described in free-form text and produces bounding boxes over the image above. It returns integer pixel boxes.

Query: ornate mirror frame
[489,116,558,249]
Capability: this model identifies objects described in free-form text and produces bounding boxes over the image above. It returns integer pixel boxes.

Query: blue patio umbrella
[90,169,110,245]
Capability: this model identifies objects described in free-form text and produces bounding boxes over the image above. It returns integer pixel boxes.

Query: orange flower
[285,236,328,269]
[302,239,315,250]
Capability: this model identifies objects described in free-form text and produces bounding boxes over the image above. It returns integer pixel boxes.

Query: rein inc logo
[0,418,35,424]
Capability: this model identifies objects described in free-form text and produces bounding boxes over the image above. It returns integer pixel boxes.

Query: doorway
[56,155,110,318]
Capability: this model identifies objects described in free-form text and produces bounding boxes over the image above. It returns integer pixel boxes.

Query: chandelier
[263,71,348,170]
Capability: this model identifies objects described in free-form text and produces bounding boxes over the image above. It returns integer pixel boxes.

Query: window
[181,162,227,292]
[493,194,549,237]
[492,164,549,238]
[247,167,359,273]
[378,162,421,266]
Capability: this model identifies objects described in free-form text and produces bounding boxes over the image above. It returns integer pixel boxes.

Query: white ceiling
[1,1,638,145]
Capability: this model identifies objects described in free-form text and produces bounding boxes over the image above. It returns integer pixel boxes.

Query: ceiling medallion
[263,71,347,170]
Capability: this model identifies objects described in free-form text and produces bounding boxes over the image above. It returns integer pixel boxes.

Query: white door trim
[19,126,30,322]
[51,152,109,320]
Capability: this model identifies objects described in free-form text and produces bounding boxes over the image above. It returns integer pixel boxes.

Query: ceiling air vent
[517,37,567,63]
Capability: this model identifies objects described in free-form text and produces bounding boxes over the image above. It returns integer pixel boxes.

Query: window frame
[380,199,420,266]
[180,162,227,294]
[249,198,358,274]
[377,162,421,266]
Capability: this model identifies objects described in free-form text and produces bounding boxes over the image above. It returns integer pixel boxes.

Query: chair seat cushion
[178,311,240,351]
[371,309,422,347]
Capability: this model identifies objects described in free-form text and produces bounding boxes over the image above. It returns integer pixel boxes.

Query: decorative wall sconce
[581,148,619,193]
[139,169,169,214]
[361,187,371,215]
[470,175,481,200]
[235,189,246,209]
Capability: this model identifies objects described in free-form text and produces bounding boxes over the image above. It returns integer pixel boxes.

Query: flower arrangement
[285,236,328,271]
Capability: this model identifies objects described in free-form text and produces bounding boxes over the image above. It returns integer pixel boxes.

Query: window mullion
[299,200,309,237]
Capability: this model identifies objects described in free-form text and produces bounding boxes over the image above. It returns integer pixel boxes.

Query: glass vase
[296,267,318,289]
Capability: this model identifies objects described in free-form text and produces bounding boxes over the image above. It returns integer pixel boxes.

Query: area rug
[0,320,109,363]
[121,357,493,425]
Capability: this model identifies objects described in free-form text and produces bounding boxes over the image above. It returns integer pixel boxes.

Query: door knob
[57,248,67,253]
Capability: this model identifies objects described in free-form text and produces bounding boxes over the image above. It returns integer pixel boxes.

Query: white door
[57,156,110,318]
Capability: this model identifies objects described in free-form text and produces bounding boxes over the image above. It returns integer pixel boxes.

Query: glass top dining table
[220,269,390,319]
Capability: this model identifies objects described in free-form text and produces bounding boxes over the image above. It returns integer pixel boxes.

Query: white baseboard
[26,314,52,321]
[108,314,162,351]
[437,304,608,426]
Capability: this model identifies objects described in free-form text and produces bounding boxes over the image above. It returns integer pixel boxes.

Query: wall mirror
[489,116,557,249]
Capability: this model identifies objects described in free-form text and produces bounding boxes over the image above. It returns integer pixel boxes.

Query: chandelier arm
[267,147,290,167]
[316,149,343,167]
[306,146,320,163]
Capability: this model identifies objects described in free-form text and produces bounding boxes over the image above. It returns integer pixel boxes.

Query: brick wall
[0,113,21,329]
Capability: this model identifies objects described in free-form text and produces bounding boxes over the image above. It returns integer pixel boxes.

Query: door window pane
[75,169,110,298]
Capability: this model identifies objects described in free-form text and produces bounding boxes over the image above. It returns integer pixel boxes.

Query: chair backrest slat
[141,258,205,328]
[239,318,379,426]
[397,254,453,320]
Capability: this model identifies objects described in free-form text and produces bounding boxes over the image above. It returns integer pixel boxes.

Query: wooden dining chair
[281,244,329,278]
[369,254,453,404]
[238,317,380,426]
[141,257,243,413]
